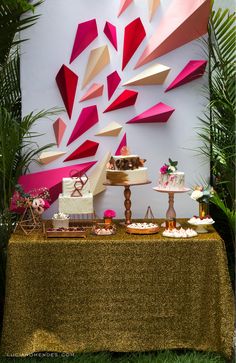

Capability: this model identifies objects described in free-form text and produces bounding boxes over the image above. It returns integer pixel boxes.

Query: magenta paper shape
[55,65,78,119]
[103,90,138,113]
[67,105,98,146]
[122,17,146,70]
[53,118,66,146]
[118,0,133,17]
[64,140,99,162]
[107,71,121,100]
[70,19,98,64]
[165,60,207,92]
[115,133,127,155]
[18,162,96,204]
[135,0,211,69]
[126,102,175,123]
[79,83,104,102]
[104,21,117,51]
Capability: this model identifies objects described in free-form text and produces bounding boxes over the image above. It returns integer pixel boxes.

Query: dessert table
[0,220,234,358]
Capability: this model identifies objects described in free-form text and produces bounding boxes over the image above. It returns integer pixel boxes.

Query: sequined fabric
[1,220,234,357]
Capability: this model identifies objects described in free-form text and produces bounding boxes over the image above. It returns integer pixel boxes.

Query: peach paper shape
[118,0,133,17]
[122,17,146,70]
[79,83,104,102]
[90,152,111,196]
[64,140,99,162]
[67,105,99,146]
[135,0,211,69]
[55,65,78,119]
[39,151,66,165]
[107,71,121,100]
[115,133,127,155]
[103,90,138,113]
[18,162,96,204]
[165,60,207,92]
[126,102,175,123]
[82,45,110,89]
[53,118,66,146]
[104,21,117,51]
[149,0,160,22]
[123,63,170,86]
[70,19,98,63]
[95,121,123,136]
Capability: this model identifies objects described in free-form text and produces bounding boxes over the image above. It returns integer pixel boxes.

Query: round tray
[126,226,159,235]
[162,228,197,238]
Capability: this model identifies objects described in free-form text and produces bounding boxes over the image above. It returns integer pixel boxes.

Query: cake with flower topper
[158,158,185,190]
[106,146,148,184]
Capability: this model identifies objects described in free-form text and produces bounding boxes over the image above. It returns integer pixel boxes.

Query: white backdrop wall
[21,0,212,219]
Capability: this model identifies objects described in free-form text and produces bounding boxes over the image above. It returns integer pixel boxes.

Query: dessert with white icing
[188,216,214,225]
[163,228,197,238]
[158,158,185,191]
[126,222,159,234]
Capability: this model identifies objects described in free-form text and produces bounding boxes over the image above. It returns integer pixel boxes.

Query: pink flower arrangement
[103,209,116,218]
[160,158,178,174]
[11,185,50,215]
[160,165,168,174]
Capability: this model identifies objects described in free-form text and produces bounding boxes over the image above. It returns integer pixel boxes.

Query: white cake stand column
[153,187,190,227]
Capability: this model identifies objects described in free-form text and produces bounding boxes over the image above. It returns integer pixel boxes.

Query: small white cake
[106,154,148,184]
[158,171,185,190]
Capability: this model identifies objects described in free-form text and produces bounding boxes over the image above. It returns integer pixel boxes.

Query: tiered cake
[59,176,93,214]
[106,154,148,184]
[158,158,185,191]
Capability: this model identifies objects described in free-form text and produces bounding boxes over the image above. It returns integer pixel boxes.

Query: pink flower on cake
[160,165,168,174]
[160,158,178,174]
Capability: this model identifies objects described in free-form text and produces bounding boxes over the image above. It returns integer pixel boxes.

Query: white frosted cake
[158,158,185,191]
[59,176,93,214]
[106,154,148,184]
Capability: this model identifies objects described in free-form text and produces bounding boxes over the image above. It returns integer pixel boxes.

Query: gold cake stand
[104,181,151,225]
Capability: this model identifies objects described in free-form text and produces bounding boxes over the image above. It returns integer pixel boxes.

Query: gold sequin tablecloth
[0,220,234,357]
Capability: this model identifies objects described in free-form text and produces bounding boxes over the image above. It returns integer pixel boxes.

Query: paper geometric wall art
[165,60,207,92]
[55,65,78,119]
[53,118,66,146]
[67,105,99,146]
[95,121,123,136]
[148,0,160,22]
[70,19,98,64]
[107,71,121,100]
[79,83,104,102]
[90,152,111,196]
[39,151,66,165]
[64,140,99,162]
[82,45,110,89]
[118,0,133,17]
[115,133,127,155]
[104,21,117,51]
[126,102,175,123]
[123,63,171,86]
[135,0,211,69]
[18,162,96,204]
[103,90,138,113]
[122,17,146,70]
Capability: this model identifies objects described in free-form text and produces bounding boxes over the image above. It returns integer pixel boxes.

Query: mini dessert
[52,212,70,229]
[158,158,185,190]
[126,222,159,234]
[92,224,116,235]
[188,216,214,225]
[106,147,148,184]
[163,228,197,238]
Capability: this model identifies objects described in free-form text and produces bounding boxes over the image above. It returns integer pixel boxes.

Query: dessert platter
[91,223,116,236]
[46,226,87,238]
[163,227,197,238]
[188,216,215,233]
[126,222,159,235]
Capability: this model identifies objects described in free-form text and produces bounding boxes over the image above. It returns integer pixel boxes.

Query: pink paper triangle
[64,140,99,162]
[165,60,207,92]
[67,105,99,146]
[53,118,67,146]
[118,0,133,17]
[103,90,138,113]
[126,102,175,123]
[70,19,98,63]
[55,65,78,119]
[79,83,104,102]
[18,162,96,204]
[104,21,118,51]
[115,133,127,155]
[107,71,121,100]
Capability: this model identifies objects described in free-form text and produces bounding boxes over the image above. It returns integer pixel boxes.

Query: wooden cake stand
[104,181,151,225]
[153,187,190,227]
